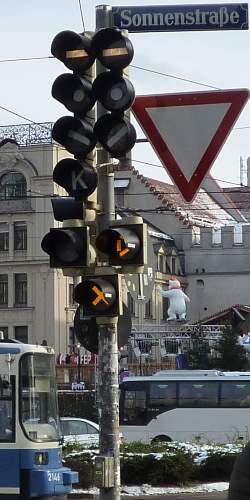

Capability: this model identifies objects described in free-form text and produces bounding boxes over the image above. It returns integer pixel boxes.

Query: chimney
[247,157,250,186]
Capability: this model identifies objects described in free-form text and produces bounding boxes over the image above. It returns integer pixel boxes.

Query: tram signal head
[96,218,147,271]
[92,27,136,158]
[73,275,122,317]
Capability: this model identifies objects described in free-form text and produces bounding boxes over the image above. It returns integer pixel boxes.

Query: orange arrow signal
[116,238,130,257]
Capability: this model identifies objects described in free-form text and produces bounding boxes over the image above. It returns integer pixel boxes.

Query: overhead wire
[0,52,248,196]
[78,0,85,31]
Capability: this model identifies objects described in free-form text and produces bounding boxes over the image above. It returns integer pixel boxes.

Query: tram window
[123,389,147,425]
[221,382,250,407]
[149,382,176,408]
[179,382,218,407]
[20,354,60,442]
[0,375,15,442]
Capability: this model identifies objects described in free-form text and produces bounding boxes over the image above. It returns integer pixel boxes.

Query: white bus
[119,370,250,444]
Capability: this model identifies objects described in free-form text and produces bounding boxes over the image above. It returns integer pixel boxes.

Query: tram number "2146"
[47,471,61,482]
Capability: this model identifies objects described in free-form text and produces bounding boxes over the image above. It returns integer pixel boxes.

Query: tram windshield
[20,353,61,442]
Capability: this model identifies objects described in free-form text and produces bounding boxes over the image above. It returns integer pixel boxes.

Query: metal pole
[95,5,121,500]
[77,343,81,384]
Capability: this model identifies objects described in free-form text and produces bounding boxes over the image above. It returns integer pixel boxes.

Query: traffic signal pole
[95,5,121,500]
[46,12,140,498]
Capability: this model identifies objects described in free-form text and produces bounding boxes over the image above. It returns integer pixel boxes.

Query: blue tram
[0,339,78,499]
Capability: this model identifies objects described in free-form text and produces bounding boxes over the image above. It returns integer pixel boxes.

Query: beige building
[0,124,245,355]
[0,133,75,353]
[0,127,186,353]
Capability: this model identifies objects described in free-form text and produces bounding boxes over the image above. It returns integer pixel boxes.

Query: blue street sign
[112,4,248,33]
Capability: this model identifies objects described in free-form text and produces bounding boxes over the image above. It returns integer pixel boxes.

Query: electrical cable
[131,64,220,90]
[78,0,85,31]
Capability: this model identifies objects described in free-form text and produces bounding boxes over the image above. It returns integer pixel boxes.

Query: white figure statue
[157,278,190,321]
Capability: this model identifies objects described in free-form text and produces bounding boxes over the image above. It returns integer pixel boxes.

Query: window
[149,382,176,409]
[0,172,27,200]
[115,190,125,207]
[127,293,135,316]
[196,279,204,288]
[221,382,250,407]
[145,299,152,318]
[179,382,218,407]
[14,222,27,251]
[0,223,9,252]
[0,327,8,339]
[234,224,243,245]
[69,326,76,347]
[0,275,8,306]
[0,375,15,442]
[14,273,27,306]
[162,296,169,321]
[171,257,176,275]
[212,227,221,245]
[87,423,98,434]
[122,388,147,425]
[69,284,75,306]
[158,254,165,272]
[192,227,201,245]
[20,354,60,442]
[14,326,28,343]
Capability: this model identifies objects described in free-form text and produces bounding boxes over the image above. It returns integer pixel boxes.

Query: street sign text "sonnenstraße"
[112,4,248,33]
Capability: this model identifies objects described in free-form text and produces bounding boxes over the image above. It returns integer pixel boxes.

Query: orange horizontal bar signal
[102,47,128,57]
[91,285,109,306]
[66,49,88,59]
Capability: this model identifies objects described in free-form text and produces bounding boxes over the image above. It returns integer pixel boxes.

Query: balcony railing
[0,122,53,146]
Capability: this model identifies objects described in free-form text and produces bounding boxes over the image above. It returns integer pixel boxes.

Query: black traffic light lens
[41,227,88,267]
[52,116,96,159]
[96,228,140,263]
[51,30,95,74]
[53,158,97,199]
[74,278,116,313]
[93,28,134,70]
[94,115,136,158]
[51,198,84,221]
[43,230,81,263]
[93,72,135,112]
[52,74,96,115]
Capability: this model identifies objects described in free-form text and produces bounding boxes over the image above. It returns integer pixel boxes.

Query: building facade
[0,124,249,355]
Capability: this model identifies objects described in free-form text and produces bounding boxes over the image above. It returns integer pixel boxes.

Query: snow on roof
[148,228,173,241]
[141,174,235,227]
[116,165,238,228]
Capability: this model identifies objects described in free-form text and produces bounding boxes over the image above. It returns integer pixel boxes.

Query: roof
[199,304,250,324]
[223,186,250,219]
[116,164,239,228]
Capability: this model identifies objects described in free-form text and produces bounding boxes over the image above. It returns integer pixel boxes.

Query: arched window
[0,172,27,199]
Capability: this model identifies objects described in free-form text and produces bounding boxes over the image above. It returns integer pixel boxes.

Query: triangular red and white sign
[132,89,249,202]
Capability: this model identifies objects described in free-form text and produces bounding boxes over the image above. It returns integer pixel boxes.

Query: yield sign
[132,89,249,202]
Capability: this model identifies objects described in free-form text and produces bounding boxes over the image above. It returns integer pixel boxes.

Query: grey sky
[0,0,249,187]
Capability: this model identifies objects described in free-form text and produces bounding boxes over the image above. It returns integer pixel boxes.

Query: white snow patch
[72,482,229,496]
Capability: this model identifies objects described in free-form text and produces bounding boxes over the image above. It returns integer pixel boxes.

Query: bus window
[122,389,147,425]
[149,382,176,416]
[179,382,218,407]
[221,382,250,407]
[0,375,15,442]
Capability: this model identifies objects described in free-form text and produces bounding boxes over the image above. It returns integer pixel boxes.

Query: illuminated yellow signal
[91,285,109,306]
